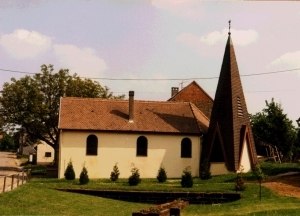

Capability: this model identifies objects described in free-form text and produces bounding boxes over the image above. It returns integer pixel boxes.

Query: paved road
[0,151,27,193]
[0,151,20,175]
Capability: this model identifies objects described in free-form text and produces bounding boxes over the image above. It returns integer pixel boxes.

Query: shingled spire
[203,22,257,173]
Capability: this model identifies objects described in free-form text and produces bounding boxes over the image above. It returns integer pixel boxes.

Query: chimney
[171,87,179,97]
[129,91,134,122]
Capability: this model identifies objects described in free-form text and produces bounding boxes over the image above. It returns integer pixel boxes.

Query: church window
[181,138,192,158]
[137,136,148,156]
[86,135,98,155]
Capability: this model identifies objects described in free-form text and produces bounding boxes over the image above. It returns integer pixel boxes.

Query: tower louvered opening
[237,96,243,118]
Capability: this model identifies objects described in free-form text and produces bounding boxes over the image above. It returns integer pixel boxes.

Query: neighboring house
[22,145,36,156]
[20,141,54,165]
[58,92,209,179]
[168,81,214,119]
[21,145,37,164]
[36,141,54,165]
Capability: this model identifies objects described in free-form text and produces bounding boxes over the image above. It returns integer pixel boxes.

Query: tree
[250,98,296,161]
[79,165,89,185]
[0,64,124,163]
[110,163,120,182]
[293,118,300,160]
[128,165,141,186]
[156,166,167,183]
[0,133,17,151]
[253,164,265,201]
[64,160,75,180]
[181,166,193,188]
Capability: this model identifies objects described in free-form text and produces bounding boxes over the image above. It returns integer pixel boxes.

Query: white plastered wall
[36,141,54,164]
[210,163,230,175]
[58,131,201,179]
[239,138,251,173]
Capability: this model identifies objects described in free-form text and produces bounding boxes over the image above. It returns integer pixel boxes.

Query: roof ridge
[61,96,193,105]
[189,102,209,122]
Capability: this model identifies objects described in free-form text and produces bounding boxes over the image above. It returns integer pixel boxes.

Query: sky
[0,0,300,123]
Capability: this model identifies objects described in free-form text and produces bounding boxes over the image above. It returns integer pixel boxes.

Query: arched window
[86,135,98,155]
[181,138,192,158]
[136,136,148,156]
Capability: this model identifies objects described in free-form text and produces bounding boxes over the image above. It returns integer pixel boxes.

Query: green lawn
[0,180,150,215]
[1,162,300,215]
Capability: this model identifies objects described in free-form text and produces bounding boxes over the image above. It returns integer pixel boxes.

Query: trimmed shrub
[181,166,193,188]
[157,166,167,183]
[200,159,211,180]
[79,166,89,185]
[64,160,75,180]
[235,172,246,191]
[128,166,141,186]
[110,163,120,182]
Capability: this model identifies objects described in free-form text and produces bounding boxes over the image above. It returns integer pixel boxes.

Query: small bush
[253,164,265,182]
[64,160,75,180]
[79,165,89,185]
[260,162,300,176]
[128,165,141,186]
[110,163,120,182]
[157,166,167,183]
[181,166,193,188]
[200,159,211,180]
[235,172,246,191]
[24,165,47,176]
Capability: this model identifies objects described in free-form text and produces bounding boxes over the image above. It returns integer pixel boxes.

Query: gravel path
[263,172,300,198]
[0,151,21,175]
[0,151,26,193]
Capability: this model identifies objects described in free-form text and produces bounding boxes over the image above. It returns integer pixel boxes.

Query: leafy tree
[293,118,300,160]
[250,98,296,161]
[0,133,17,151]
[0,64,124,163]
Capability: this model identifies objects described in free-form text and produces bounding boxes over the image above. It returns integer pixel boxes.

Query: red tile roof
[59,97,209,134]
[168,81,213,118]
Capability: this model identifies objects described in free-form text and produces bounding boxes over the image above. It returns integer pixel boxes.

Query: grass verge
[1,163,300,215]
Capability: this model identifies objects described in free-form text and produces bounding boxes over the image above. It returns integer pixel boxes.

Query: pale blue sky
[0,0,300,122]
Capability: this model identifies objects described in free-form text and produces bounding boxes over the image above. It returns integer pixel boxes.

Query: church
[57,25,257,179]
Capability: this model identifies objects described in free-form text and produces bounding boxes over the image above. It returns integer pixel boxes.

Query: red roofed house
[168,81,213,119]
[58,91,209,178]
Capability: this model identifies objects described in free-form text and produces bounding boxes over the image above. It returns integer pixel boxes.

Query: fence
[0,170,29,193]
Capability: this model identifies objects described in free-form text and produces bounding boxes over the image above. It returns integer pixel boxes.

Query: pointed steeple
[203,23,257,173]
